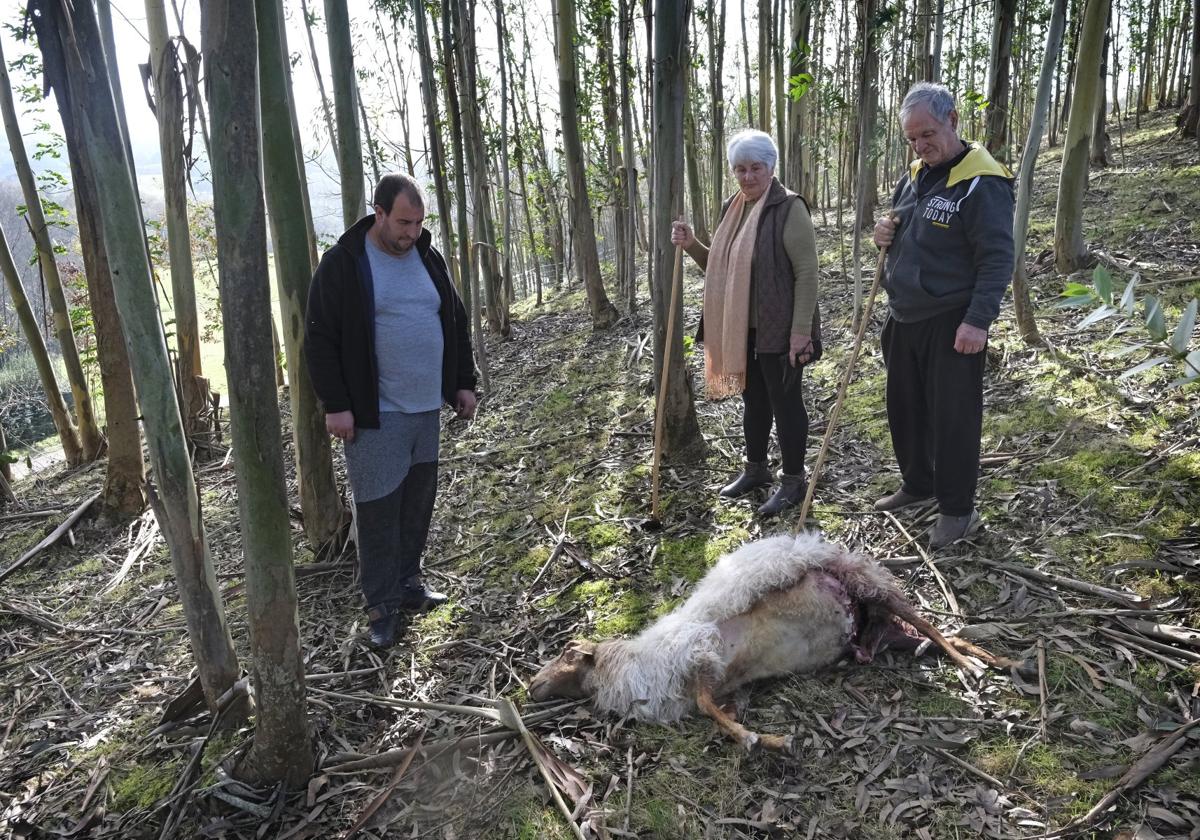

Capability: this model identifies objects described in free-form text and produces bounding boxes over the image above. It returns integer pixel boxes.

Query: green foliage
[787,72,814,102]
[1057,267,1200,385]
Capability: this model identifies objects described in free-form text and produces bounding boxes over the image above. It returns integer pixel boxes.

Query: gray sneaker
[873,488,934,512]
[929,510,982,549]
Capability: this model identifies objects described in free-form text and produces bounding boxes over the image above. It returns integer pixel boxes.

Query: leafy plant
[1057,266,1200,386]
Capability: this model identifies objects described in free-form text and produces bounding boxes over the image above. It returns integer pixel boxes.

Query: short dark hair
[373,174,425,214]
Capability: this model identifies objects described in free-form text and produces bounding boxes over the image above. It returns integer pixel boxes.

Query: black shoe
[719,461,773,498]
[873,488,934,512]
[929,509,982,549]
[396,578,450,613]
[366,607,402,649]
[757,473,806,517]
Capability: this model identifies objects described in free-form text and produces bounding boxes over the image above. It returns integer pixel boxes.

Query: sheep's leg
[882,595,983,677]
[945,635,1024,671]
[694,683,792,754]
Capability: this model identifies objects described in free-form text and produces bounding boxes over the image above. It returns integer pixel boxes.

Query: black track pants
[881,308,984,517]
[742,335,809,477]
[355,461,438,612]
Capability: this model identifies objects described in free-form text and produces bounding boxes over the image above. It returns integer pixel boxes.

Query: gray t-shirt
[365,237,444,413]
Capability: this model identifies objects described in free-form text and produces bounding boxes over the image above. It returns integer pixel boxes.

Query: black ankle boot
[366,606,402,649]
[396,577,450,612]
[757,473,806,516]
[719,461,773,498]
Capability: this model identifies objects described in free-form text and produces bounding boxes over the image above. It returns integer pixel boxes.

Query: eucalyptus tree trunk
[299,0,339,159]
[31,0,242,715]
[51,43,146,517]
[0,39,101,462]
[684,57,711,243]
[0,224,82,465]
[619,0,639,312]
[454,0,508,337]
[787,0,814,201]
[439,0,490,392]
[708,0,727,229]
[757,0,771,131]
[145,0,211,445]
[1091,12,1113,166]
[654,0,705,460]
[410,0,457,278]
[1012,0,1067,346]
[1183,0,1200,137]
[985,0,1017,162]
[852,0,880,327]
[600,4,631,300]
[203,0,312,784]
[256,0,346,549]
[496,0,515,312]
[1055,0,1111,274]
[325,0,365,227]
[520,11,568,280]
[356,85,383,185]
[773,0,786,169]
[740,0,755,125]
[555,0,620,329]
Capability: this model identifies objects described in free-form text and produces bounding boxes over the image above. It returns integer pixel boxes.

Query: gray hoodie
[883,142,1015,329]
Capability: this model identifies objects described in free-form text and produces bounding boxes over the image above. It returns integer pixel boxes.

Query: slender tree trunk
[684,55,710,242]
[356,83,383,185]
[1091,10,1112,165]
[0,225,83,465]
[620,0,640,312]
[1055,0,1111,273]
[1012,0,1067,346]
[410,0,456,278]
[54,53,146,517]
[32,0,243,715]
[0,39,102,462]
[758,0,771,131]
[203,0,312,784]
[299,0,339,160]
[1183,0,1200,136]
[325,0,365,227]
[741,0,756,125]
[256,0,346,549]
[985,0,1018,162]
[653,0,705,459]
[709,0,728,228]
[497,0,515,319]
[555,0,620,329]
[145,0,212,446]
[852,0,880,326]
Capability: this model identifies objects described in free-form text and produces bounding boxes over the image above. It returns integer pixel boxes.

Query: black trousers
[742,334,809,476]
[881,308,984,517]
[355,461,438,612]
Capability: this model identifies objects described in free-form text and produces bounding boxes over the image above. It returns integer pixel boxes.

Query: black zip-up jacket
[304,215,476,429]
[885,142,1015,328]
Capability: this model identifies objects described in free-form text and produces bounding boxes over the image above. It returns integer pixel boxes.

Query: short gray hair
[726,130,778,171]
[899,82,956,125]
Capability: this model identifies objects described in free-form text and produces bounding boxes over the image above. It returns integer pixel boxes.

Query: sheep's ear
[570,640,597,660]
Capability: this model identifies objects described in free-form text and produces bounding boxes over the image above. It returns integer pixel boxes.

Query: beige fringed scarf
[703,193,765,398]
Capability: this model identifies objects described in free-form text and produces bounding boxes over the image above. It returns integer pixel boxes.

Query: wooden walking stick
[650,241,684,521]
[794,231,892,533]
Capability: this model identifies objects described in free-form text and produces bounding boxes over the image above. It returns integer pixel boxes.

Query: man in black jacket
[306,174,477,648]
[872,82,1014,549]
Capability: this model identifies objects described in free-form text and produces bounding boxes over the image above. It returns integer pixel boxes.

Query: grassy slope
[0,113,1197,839]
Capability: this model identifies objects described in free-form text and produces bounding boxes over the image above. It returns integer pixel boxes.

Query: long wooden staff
[650,243,684,520]
[794,235,891,532]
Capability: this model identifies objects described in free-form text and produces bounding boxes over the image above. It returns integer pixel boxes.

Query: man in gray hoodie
[872,82,1015,549]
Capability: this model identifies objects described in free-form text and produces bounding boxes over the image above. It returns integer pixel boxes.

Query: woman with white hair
[671,130,821,516]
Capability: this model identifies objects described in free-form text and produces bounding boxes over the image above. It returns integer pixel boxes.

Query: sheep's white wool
[588,533,861,723]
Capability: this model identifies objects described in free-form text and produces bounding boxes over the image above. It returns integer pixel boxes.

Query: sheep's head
[528,640,598,701]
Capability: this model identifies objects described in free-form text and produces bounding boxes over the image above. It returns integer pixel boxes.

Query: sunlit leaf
[1092,265,1113,305]
[1119,276,1139,315]
[1076,305,1118,330]
[1052,294,1095,309]
[1143,296,1167,341]
[1119,355,1170,379]
[1168,299,1197,356]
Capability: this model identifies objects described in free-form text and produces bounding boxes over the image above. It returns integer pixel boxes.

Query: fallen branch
[1116,618,1200,651]
[1046,718,1200,837]
[342,728,425,839]
[974,558,1148,609]
[885,511,962,619]
[0,491,99,584]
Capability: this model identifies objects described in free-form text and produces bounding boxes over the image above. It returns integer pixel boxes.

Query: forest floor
[2,112,1199,840]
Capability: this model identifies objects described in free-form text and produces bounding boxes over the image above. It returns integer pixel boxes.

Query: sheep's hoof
[759,733,793,753]
[739,732,761,754]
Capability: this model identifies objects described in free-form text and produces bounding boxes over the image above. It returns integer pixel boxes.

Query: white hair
[900,82,957,125]
[726,129,778,171]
